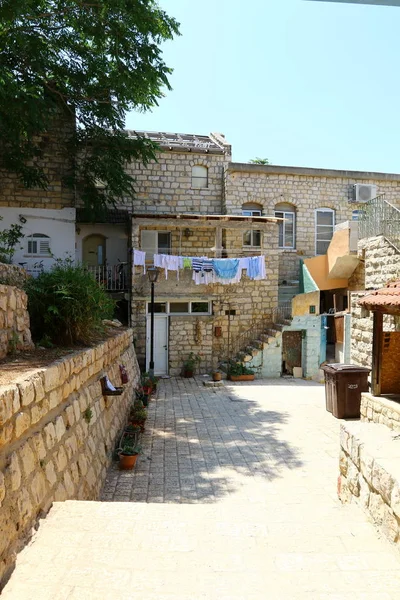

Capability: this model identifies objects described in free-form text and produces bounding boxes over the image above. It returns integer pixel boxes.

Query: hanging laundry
[247,255,266,280]
[154,254,181,280]
[192,257,204,272]
[202,258,214,273]
[183,257,192,268]
[212,258,240,279]
[133,249,146,274]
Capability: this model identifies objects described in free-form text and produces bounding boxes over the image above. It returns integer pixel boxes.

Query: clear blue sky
[125,0,400,172]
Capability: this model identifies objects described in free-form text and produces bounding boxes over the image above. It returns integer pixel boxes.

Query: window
[140,231,172,257]
[242,203,262,248]
[146,301,211,315]
[191,165,208,188]
[315,208,335,255]
[274,203,296,249]
[243,230,261,248]
[27,234,51,256]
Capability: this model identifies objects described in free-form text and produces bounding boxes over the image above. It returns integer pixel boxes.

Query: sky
[125,0,400,173]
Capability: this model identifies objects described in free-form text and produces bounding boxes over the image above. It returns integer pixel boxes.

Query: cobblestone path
[3,378,400,599]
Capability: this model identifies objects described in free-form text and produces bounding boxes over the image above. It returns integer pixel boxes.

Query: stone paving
[3,377,400,599]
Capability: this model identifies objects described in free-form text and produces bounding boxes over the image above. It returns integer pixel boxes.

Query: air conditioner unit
[352,184,377,204]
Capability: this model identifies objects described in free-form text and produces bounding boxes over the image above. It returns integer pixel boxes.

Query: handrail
[86,264,128,291]
[230,316,271,358]
[358,194,400,253]
[272,303,292,324]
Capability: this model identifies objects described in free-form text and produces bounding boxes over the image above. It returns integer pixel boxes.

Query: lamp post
[147,267,159,376]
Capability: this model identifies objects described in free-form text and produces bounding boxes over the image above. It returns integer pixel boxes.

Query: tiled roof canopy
[358,280,400,315]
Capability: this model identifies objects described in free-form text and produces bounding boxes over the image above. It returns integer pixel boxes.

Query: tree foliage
[249,158,270,165]
[0,0,180,213]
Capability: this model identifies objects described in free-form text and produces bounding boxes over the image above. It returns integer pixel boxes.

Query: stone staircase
[220,317,291,375]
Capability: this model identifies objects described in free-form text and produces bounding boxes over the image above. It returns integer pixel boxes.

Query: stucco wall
[0,329,139,587]
[0,207,76,273]
[75,223,128,266]
[0,285,33,359]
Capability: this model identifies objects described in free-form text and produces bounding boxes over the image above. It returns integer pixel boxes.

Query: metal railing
[230,317,271,358]
[86,263,128,291]
[358,194,400,252]
[273,303,292,324]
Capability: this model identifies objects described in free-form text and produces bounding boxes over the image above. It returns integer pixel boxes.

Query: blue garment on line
[212,259,239,279]
[247,256,261,279]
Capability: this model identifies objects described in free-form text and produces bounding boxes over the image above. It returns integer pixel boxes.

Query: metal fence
[230,317,271,359]
[272,303,292,324]
[358,194,400,252]
[86,264,129,291]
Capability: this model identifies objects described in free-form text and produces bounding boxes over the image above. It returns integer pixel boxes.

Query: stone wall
[131,221,279,373]
[350,236,400,367]
[224,164,400,283]
[339,421,400,546]
[0,285,33,359]
[359,235,400,290]
[0,264,27,288]
[169,316,214,376]
[0,329,139,587]
[124,150,227,215]
[361,392,400,432]
[0,107,75,210]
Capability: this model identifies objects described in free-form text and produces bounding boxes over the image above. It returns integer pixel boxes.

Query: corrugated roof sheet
[358,280,400,312]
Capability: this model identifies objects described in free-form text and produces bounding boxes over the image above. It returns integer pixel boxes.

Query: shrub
[25,260,114,345]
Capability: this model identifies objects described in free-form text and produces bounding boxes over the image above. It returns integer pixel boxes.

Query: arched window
[242,203,262,248]
[27,233,51,256]
[315,208,335,255]
[191,165,208,188]
[274,202,296,249]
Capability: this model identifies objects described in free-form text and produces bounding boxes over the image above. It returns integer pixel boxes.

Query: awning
[358,280,400,315]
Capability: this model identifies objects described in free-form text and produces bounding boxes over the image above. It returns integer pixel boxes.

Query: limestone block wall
[0,264,27,288]
[124,150,226,215]
[361,392,400,432]
[224,164,400,283]
[169,317,214,376]
[0,107,75,210]
[0,329,139,587]
[359,235,400,290]
[0,285,33,359]
[339,421,400,546]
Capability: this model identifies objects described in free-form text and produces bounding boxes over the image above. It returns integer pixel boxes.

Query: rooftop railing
[358,194,400,252]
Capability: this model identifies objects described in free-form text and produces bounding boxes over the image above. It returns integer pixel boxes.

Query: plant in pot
[135,387,148,407]
[212,370,222,382]
[228,362,255,382]
[123,424,141,445]
[182,352,201,378]
[130,406,147,432]
[141,372,153,396]
[118,442,142,470]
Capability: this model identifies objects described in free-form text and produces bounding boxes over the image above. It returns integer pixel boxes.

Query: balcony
[86,264,129,292]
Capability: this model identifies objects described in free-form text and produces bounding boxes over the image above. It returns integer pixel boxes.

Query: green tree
[249,158,270,165]
[0,1,180,214]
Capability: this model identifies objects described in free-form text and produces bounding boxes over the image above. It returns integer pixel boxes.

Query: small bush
[25,260,114,345]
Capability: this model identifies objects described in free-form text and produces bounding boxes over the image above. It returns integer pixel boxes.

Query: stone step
[265,328,282,338]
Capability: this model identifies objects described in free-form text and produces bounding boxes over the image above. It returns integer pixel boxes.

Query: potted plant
[130,406,148,432]
[182,352,201,378]
[212,370,222,382]
[135,387,149,407]
[141,372,153,396]
[228,362,255,382]
[118,442,142,470]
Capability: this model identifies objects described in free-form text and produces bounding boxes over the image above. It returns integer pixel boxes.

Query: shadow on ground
[101,377,307,503]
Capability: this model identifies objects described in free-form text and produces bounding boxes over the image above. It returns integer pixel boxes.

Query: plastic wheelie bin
[322,364,370,419]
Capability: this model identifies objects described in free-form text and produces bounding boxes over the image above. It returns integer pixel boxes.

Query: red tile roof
[358,280,400,313]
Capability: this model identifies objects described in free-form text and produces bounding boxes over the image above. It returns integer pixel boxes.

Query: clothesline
[133,249,267,285]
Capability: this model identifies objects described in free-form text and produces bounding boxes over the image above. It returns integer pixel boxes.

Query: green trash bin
[322,364,370,419]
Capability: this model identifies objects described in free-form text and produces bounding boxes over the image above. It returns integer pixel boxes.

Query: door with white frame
[146,315,169,375]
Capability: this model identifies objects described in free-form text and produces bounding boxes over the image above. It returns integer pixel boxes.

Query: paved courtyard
[3,377,400,599]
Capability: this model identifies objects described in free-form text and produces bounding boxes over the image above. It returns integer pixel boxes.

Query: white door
[146,316,168,375]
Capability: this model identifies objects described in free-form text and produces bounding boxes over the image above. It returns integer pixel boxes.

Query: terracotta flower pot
[119,453,138,470]
[183,370,194,378]
[212,372,222,382]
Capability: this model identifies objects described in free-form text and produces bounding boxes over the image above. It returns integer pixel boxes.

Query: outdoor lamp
[147,267,159,376]
[147,267,159,284]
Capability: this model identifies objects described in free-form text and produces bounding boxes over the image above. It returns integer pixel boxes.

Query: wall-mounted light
[183,228,192,239]
[19,215,27,224]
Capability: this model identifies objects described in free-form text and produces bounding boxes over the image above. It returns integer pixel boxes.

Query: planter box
[228,374,255,381]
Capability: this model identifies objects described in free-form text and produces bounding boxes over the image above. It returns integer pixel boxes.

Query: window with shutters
[26,234,51,256]
[242,203,262,248]
[191,165,208,188]
[315,208,335,255]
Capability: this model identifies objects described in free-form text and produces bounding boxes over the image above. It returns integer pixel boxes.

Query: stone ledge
[361,392,400,432]
[339,421,400,546]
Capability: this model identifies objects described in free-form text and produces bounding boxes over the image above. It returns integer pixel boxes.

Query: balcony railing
[86,264,128,291]
[358,194,400,252]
